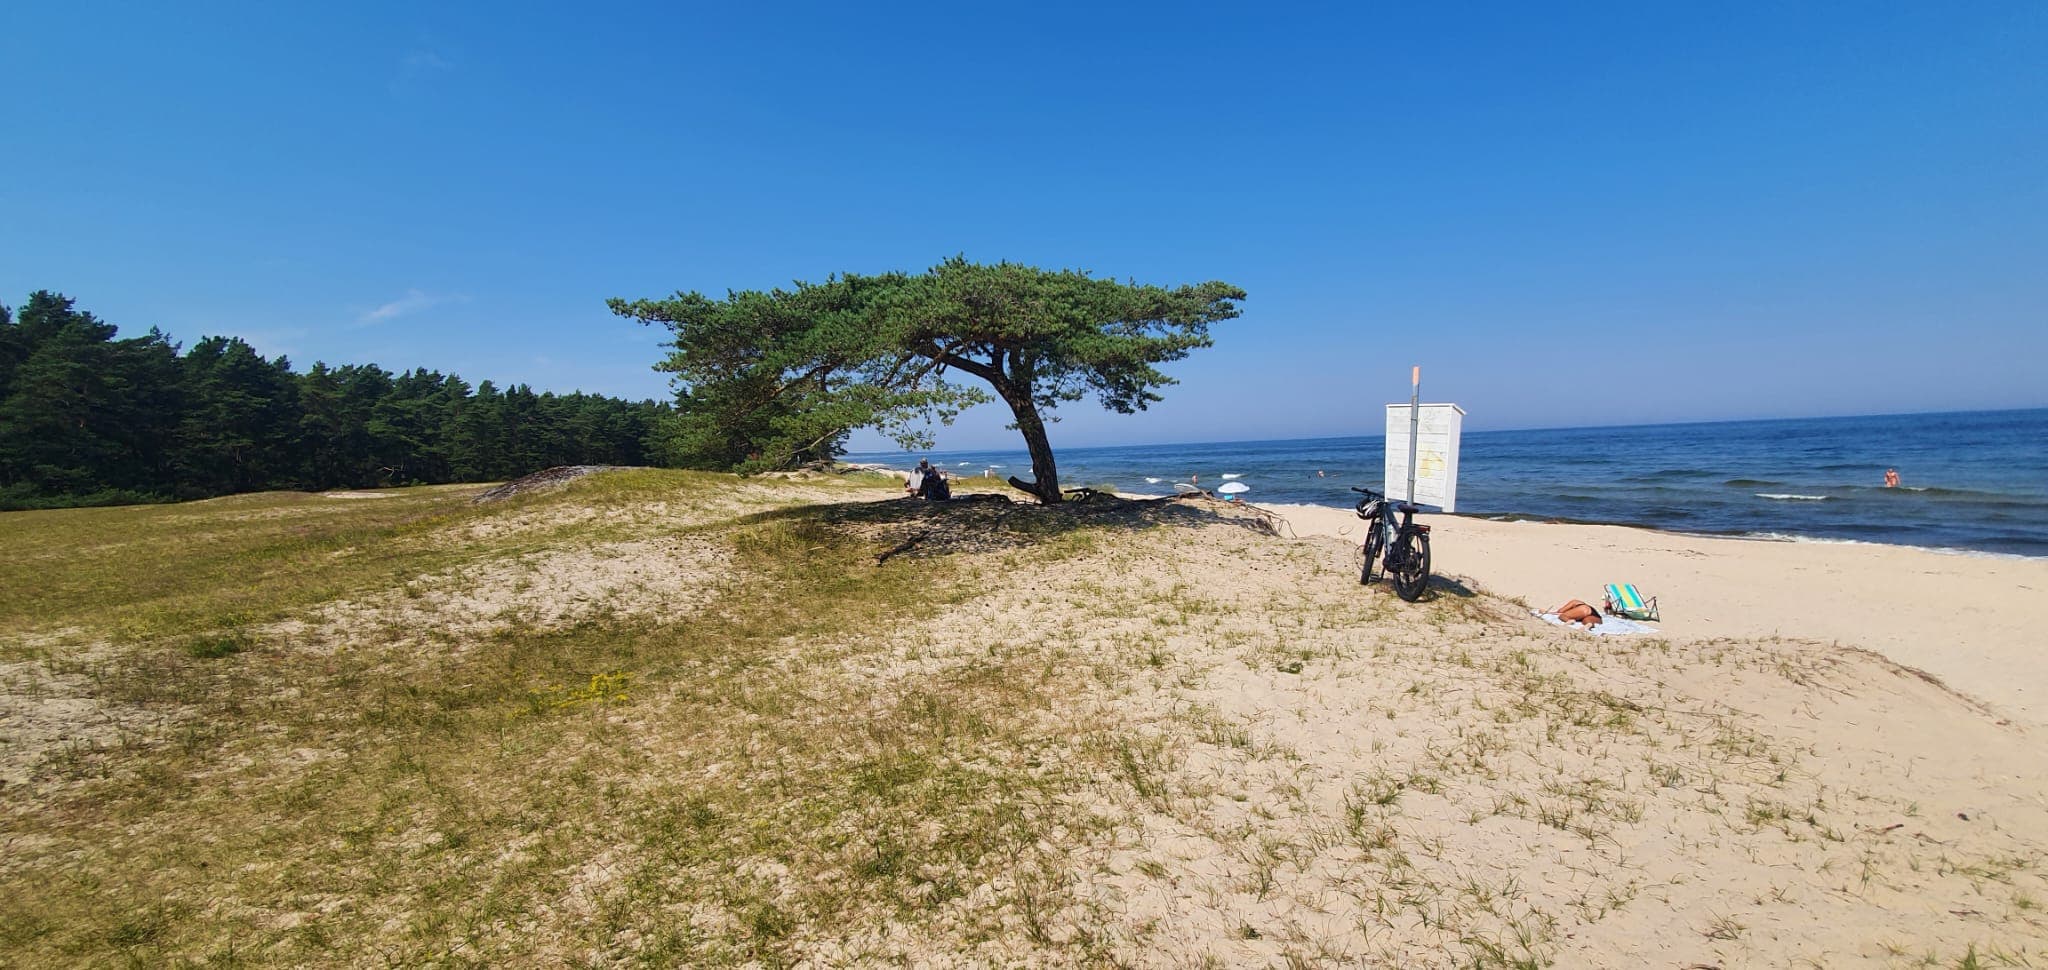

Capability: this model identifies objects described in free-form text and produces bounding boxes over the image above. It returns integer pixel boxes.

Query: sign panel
[1384,403,1465,513]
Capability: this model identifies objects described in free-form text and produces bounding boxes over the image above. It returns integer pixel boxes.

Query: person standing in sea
[1885,468,1901,488]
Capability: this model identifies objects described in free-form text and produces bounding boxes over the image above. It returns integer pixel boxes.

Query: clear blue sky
[4,2,2044,451]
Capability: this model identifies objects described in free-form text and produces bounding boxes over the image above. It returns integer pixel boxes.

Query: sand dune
[1265,503,2048,726]
[7,480,2046,965]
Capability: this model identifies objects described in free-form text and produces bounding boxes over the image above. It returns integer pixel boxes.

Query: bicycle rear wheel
[1391,532,1431,602]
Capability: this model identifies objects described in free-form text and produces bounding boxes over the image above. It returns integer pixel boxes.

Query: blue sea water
[847,408,2048,557]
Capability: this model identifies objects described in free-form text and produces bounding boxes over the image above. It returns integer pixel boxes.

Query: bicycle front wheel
[1391,532,1431,602]
[1360,525,1384,585]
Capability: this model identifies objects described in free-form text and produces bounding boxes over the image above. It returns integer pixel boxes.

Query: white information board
[1384,403,1465,513]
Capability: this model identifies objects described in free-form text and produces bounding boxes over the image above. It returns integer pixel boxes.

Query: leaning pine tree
[609,257,1245,503]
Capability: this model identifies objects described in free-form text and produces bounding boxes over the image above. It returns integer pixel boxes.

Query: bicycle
[1351,486,1432,601]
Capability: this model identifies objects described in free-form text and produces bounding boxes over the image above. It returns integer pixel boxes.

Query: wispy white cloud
[403,50,451,73]
[390,48,453,94]
[357,289,467,325]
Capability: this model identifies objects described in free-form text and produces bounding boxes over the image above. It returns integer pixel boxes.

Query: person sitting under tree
[918,465,951,501]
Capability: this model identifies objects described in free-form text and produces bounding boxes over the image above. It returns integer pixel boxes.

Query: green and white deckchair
[1603,583,1659,622]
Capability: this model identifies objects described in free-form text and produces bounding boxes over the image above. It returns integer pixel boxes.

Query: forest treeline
[0,291,674,510]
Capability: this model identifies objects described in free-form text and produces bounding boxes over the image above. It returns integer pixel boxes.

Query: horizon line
[849,404,2048,456]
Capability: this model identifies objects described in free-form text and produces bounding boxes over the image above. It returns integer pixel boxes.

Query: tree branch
[772,360,840,399]
[782,424,851,465]
[938,352,999,383]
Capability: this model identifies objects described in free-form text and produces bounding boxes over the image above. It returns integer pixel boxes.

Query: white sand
[1264,502,2048,725]
[890,503,2048,963]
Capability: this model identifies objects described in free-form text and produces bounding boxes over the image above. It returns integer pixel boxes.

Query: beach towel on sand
[1533,609,1658,637]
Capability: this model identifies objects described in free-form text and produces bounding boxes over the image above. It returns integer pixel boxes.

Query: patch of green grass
[0,469,842,648]
[0,485,473,643]
[180,634,246,659]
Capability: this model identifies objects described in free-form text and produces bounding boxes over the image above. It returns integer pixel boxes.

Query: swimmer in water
[1884,468,1900,488]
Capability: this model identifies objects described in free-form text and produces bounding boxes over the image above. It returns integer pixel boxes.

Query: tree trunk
[999,388,1062,504]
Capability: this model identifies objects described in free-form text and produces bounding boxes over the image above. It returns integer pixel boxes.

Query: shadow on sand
[738,492,1286,564]
[1420,574,1479,599]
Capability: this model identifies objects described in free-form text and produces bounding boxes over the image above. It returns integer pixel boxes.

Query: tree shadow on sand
[737,493,1287,564]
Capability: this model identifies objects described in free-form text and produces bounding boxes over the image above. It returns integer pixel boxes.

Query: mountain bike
[1352,486,1432,601]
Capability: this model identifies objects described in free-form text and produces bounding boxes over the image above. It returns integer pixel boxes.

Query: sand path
[1265,503,2048,725]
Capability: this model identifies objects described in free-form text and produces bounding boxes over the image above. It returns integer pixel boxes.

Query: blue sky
[4,2,2044,451]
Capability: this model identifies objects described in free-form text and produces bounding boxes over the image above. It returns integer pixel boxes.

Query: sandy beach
[1266,502,2048,725]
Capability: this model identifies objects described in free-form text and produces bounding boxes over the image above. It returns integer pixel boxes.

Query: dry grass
[3,472,2045,967]
[0,472,1153,964]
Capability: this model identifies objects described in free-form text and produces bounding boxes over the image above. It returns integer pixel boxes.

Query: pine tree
[174,337,303,495]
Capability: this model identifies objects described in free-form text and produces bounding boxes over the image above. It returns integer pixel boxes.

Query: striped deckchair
[1603,583,1659,622]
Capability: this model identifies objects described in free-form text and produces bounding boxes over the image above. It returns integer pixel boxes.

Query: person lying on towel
[1551,599,1603,627]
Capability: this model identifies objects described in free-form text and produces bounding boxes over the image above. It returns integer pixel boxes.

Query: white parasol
[1217,481,1250,495]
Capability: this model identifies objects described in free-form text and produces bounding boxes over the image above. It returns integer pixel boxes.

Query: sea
[846,408,2048,558]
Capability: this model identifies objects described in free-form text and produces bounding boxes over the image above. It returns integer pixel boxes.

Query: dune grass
[0,470,1134,965]
[0,469,905,652]
[0,485,476,651]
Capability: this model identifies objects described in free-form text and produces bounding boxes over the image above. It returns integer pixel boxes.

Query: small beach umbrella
[1217,481,1250,495]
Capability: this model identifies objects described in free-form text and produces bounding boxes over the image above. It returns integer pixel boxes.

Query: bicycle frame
[1377,498,1406,561]
[1355,487,1413,566]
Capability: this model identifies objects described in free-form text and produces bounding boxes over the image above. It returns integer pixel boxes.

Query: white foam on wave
[1221,473,1243,480]
[1746,531,1867,545]
[1756,493,1829,501]
[1145,477,1163,484]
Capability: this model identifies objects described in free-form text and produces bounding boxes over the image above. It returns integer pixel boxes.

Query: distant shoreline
[844,408,2048,558]
[839,458,2048,561]
[847,405,2048,459]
